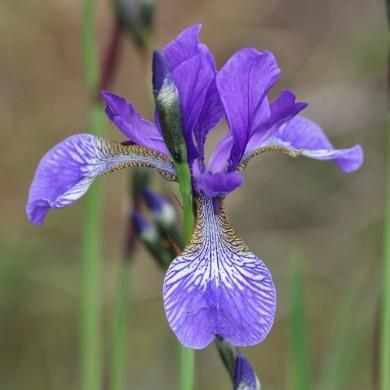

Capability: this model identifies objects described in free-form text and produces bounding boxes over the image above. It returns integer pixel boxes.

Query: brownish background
[0,0,386,389]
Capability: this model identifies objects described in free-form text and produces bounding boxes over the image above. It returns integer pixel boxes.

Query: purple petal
[245,90,307,154]
[163,25,202,70]
[234,354,261,390]
[194,171,243,197]
[163,195,276,349]
[195,77,223,168]
[101,90,169,155]
[207,134,234,174]
[216,49,281,171]
[170,52,216,162]
[162,25,223,167]
[262,116,364,173]
[26,134,177,225]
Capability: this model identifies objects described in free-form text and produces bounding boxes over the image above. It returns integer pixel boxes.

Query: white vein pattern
[163,194,276,349]
[27,133,176,224]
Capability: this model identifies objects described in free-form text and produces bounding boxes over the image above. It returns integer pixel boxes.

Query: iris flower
[26,25,363,349]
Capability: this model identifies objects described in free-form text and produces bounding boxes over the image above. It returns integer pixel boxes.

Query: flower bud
[143,189,183,249]
[143,189,175,224]
[152,51,187,163]
[233,354,261,390]
[113,0,155,52]
[132,211,172,268]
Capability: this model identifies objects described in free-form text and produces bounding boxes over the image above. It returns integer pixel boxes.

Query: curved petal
[101,90,169,155]
[207,90,306,175]
[216,48,280,171]
[194,171,243,197]
[245,90,307,154]
[163,24,202,70]
[207,134,234,173]
[163,195,276,349]
[243,116,363,173]
[163,25,223,167]
[26,134,176,225]
[171,52,216,162]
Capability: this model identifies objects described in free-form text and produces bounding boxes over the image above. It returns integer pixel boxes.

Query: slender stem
[81,0,104,389]
[175,161,195,390]
[175,162,193,244]
[179,346,195,390]
[380,126,390,390]
[109,260,132,390]
[81,105,105,390]
[81,0,99,91]
[289,255,311,390]
[381,2,390,388]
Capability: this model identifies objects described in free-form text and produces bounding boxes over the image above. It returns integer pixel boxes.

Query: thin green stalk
[81,105,105,390]
[176,162,193,244]
[175,161,195,390]
[381,1,390,385]
[380,124,390,390]
[289,255,311,390]
[109,260,132,390]
[81,0,104,389]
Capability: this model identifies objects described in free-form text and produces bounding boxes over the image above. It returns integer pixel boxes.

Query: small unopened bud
[233,354,261,390]
[132,211,157,242]
[113,0,155,52]
[152,51,187,163]
[143,189,175,224]
[143,189,183,249]
[215,337,261,390]
[132,211,172,268]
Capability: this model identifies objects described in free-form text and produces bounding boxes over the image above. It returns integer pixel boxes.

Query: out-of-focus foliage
[0,0,385,388]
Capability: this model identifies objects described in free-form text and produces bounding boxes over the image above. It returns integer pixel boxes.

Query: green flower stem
[109,260,132,390]
[382,3,390,388]
[381,130,390,390]
[81,106,105,390]
[175,161,195,390]
[175,162,193,244]
[81,0,104,389]
[289,255,311,390]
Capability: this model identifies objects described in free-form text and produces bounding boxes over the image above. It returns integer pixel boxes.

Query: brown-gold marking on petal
[237,145,301,171]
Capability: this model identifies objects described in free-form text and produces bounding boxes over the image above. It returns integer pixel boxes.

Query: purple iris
[26,25,363,349]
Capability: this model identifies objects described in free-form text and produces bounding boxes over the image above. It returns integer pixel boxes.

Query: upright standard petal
[170,52,216,163]
[163,195,276,349]
[163,24,202,70]
[101,90,169,155]
[163,25,223,168]
[26,134,176,225]
[257,116,364,173]
[216,48,281,171]
[234,354,261,390]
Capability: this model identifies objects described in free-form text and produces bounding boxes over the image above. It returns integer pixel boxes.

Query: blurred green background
[0,0,386,389]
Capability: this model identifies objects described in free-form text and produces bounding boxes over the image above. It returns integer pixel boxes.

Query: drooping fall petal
[163,195,276,349]
[27,134,176,225]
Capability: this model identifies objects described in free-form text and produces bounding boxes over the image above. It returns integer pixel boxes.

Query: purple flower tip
[234,354,260,390]
[152,50,170,95]
[132,211,152,235]
[143,189,166,214]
